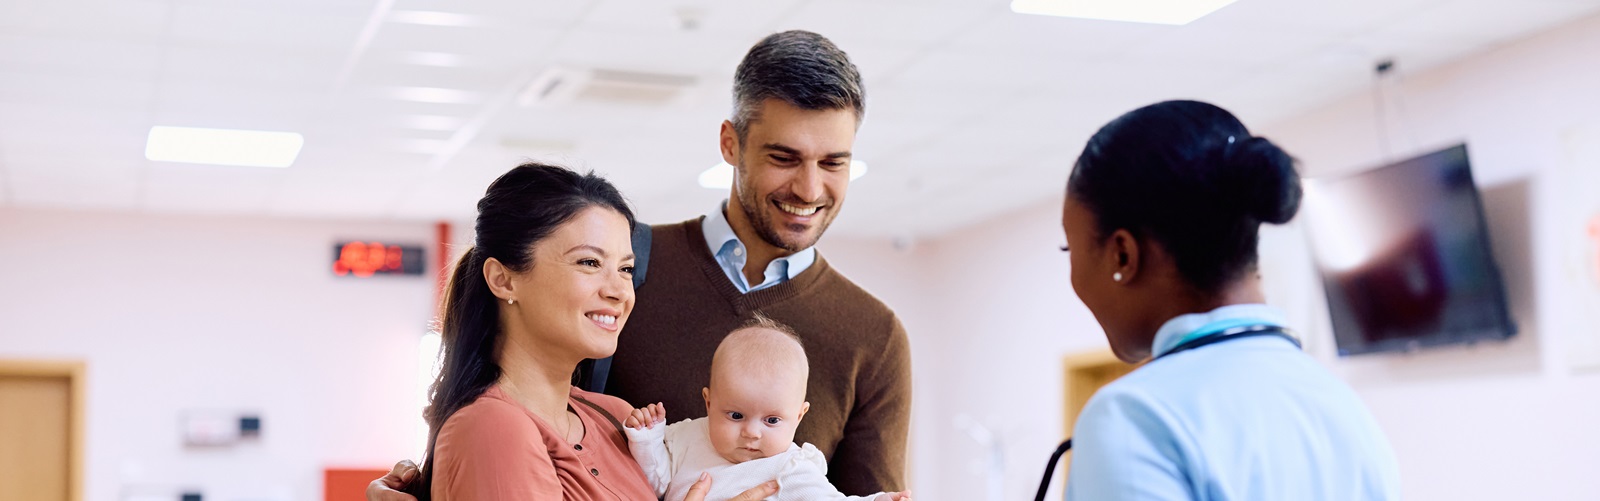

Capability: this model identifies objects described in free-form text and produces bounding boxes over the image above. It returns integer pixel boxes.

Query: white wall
[1257,10,1600,499]
[0,208,439,501]
[821,200,1100,501]
[821,11,1600,501]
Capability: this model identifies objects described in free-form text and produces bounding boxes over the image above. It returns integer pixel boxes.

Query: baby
[623,316,912,501]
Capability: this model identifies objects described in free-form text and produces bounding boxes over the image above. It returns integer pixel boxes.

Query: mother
[382,163,774,501]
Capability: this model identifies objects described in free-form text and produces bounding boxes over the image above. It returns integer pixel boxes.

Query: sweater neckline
[681,218,830,313]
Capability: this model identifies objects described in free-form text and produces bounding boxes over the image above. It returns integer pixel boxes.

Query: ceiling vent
[517,66,698,107]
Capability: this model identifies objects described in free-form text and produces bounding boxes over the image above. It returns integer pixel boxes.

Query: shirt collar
[701,199,743,258]
[1151,303,1287,357]
[702,200,817,288]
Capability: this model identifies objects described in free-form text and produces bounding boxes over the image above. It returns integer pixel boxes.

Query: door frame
[0,359,85,501]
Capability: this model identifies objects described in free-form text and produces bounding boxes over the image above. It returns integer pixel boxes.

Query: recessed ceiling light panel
[145,126,304,168]
[1010,0,1237,25]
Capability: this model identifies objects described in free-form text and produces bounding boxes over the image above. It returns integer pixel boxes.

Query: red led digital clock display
[333,241,425,277]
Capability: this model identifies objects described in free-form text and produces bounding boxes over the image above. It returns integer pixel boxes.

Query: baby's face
[702,371,809,464]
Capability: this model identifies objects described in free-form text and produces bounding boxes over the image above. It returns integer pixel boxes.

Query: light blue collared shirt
[701,200,817,293]
[1066,304,1401,501]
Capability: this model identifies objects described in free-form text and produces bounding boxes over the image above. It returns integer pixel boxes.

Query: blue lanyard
[1156,324,1301,360]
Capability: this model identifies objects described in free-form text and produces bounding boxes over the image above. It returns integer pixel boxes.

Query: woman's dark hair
[406,163,635,499]
[1067,100,1302,293]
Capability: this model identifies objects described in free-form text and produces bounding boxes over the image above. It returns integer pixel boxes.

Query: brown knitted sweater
[607,218,912,495]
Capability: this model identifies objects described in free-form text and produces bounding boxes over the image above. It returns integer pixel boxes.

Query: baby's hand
[877,491,912,501]
[624,402,667,430]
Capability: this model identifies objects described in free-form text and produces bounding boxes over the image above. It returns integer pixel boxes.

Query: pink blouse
[431,385,656,500]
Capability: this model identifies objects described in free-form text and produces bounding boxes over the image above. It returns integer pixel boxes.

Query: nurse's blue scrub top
[1065,304,1401,500]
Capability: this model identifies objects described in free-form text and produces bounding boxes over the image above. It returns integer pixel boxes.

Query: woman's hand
[682,472,778,501]
[365,460,420,501]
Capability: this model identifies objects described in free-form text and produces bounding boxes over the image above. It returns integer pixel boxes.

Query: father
[608,29,910,495]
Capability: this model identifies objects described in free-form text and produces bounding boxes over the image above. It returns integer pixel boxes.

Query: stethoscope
[1032,324,1300,501]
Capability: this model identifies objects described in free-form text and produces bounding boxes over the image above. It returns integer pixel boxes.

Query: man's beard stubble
[734,165,831,253]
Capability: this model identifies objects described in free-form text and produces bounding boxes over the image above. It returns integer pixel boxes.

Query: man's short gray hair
[730,30,865,143]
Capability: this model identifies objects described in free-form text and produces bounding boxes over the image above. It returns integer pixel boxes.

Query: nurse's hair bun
[1218,135,1301,225]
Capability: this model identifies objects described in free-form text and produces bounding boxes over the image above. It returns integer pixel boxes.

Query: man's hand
[365,460,420,501]
[683,472,778,501]
[624,402,667,430]
[878,490,913,501]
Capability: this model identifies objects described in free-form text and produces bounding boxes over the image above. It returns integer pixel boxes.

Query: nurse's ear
[1106,228,1142,285]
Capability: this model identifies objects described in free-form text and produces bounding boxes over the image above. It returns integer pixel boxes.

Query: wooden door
[0,361,83,501]
[1043,350,1140,497]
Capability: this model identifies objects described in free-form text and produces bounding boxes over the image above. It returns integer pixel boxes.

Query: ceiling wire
[332,0,398,92]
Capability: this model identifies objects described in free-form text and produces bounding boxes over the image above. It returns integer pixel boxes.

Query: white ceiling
[2,0,1597,238]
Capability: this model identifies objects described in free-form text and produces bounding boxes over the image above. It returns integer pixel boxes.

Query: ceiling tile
[151,84,330,131]
[1121,23,1339,69]
[943,11,1172,59]
[140,163,286,214]
[0,0,172,41]
[161,45,344,91]
[0,70,157,109]
[4,155,143,210]
[1202,0,1444,36]
[167,2,367,51]
[393,0,595,25]
[0,34,164,79]
[545,28,753,75]
[0,119,149,160]
[365,22,566,67]
[778,0,1005,46]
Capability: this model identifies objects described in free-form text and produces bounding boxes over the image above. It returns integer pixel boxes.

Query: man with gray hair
[605,30,910,495]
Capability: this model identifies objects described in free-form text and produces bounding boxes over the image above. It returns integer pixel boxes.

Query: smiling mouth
[774,200,821,217]
[586,313,618,328]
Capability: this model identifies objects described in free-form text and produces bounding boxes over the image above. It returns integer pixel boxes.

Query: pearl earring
[507,298,515,305]
[1113,272,1123,282]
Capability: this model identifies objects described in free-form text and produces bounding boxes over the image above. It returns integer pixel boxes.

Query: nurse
[1059,100,1401,500]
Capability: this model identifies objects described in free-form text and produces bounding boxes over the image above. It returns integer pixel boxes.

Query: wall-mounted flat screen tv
[1302,144,1516,356]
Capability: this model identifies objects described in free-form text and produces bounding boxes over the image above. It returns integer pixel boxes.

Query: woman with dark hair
[1059,101,1401,500]
[395,163,776,501]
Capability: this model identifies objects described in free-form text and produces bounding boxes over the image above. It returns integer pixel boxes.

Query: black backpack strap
[630,222,652,289]
[576,223,652,394]
[571,394,629,440]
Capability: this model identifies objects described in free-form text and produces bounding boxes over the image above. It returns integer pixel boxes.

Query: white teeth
[777,203,819,216]
[587,314,616,326]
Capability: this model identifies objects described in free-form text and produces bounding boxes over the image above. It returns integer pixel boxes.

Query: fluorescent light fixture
[145,126,304,168]
[698,162,735,189]
[395,51,466,67]
[386,87,479,104]
[389,10,482,27]
[1010,0,1237,25]
[850,160,868,180]
[698,160,868,189]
